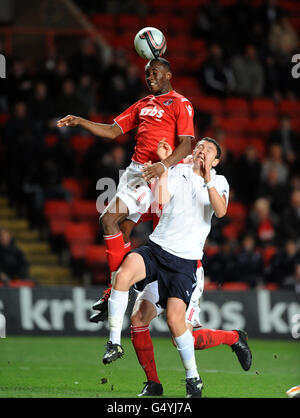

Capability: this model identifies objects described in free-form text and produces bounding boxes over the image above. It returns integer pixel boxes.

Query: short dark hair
[196,137,221,159]
[146,57,172,72]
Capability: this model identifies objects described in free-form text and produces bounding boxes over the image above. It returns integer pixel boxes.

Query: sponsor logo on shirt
[163,99,173,106]
[140,106,164,119]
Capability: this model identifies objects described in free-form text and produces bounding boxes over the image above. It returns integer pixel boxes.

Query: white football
[134,27,167,60]
[286,385,300,398]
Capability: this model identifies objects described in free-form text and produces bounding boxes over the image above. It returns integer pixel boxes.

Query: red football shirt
[114,90,195,164]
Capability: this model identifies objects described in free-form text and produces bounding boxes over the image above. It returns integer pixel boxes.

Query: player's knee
[113,269,131,291]
[131,309,144,327]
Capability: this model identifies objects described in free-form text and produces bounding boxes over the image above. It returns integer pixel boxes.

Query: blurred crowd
[0,0,299,291]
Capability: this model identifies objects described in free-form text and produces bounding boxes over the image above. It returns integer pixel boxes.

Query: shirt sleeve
[167,165,182,197]
[113,101,140,134]
[215,176,230,206]
[175,98,195,138]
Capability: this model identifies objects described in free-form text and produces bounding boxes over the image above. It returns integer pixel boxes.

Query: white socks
[108,288,129,345]
[174,329,199,379]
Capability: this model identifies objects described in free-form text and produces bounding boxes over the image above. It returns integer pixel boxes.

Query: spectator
[268,115,300,168]
[266,238,300,286]
[0,227,29,284]
[261,143,289,185]
[69,38,103,81]
[28,81,54,132]
[257,166,289,216]
[76,73,97,115]
[199,43,236,97]
[268,15,299,59]
[54,78,86,118]
[231,44,265,97]
[283,262,300,293]
[235,145,262,206]
[234,234,264,288]
[204,238,237,285]
[280,189,300,241]
[246,197,278,246]
[257,0,283,36]
[193,0,224,40]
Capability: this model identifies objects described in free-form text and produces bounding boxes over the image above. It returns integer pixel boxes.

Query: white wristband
[158,161,168,172]
[205,180,215,189]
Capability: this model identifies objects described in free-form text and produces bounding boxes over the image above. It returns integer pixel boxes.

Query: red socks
[193,329,239,350]
[131,325,160,384]
[103,232,126,275]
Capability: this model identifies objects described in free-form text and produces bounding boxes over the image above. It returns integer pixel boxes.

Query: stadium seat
[62,178,83,200]
[85,245,109,284]
[45,134,59,147]
[70,135,94,155]
[278,100,300,117]
[44,200,72,236]
[0,113,9,125]
[116,14,143,32]
[8,280,35,288]
[222,223,241,240]
[223,136,248,156]
[191,96,223,115]
[222,282,250,291]
[204,281,219,291]
[224,98,250,116]
[264,282,279,291]
[226,201,247,222]
[91,14,115,30]
[217,116,249,135]
[71,200,99,223]
[251,98,277,116]
[64,222,96,260]
[246,116,278,136]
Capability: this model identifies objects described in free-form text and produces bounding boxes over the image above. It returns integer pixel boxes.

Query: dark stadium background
[0,0,299,341]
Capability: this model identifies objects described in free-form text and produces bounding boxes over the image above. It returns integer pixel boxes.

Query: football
[286,385,300,398]
[134,27,167,60]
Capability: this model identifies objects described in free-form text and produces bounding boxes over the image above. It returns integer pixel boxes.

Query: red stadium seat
[44,200,72,236]
[204,281,219,291]
[217,116,249,135]
[246,116,278,136]
[222,282,250,291]
[192,96,223,115]
[71,200,99,223]
[278,100,300,117]
[64,222,96,259]
[226,201,247,222]
[251,98,277,116]
[70,135,94,155]
[224,98,250,116]
[85,245,109,284]
[62,178,83,200]
[9,280,35,288]
[116,14,143,32]
[91,14,115,30]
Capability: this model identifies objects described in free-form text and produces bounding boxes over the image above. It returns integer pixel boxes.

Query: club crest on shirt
[163,99,173,106]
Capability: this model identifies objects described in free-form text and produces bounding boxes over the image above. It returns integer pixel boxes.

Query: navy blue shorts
[130,240,197,309]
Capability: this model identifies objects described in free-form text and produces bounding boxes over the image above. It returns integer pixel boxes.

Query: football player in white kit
[102,138,251,398]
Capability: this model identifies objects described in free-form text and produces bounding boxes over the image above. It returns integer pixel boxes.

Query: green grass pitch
[0,336,299,398]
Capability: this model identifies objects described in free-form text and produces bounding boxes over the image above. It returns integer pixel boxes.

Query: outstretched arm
[57,115,122,139]
[142,136,192,182]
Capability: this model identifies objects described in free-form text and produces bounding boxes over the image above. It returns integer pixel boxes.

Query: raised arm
[57,115,122,140]
[142,135,192,182]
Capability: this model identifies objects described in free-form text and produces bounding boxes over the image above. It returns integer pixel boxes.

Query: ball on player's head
[134,27,167,60]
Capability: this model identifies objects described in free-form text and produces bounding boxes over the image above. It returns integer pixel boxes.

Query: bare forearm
[79,118,121,139]
[161,137,192,168]
[208,187,227,218]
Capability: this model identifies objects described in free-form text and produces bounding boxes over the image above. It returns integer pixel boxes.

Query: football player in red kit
[57,58,194,316]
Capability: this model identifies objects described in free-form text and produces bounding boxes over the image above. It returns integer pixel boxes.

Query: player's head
[144,58,172,95]
[193,137,221,169]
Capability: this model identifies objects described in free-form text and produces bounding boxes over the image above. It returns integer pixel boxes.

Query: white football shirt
[149,164,229,260]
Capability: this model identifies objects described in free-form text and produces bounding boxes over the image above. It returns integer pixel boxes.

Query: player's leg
[90,218,136,322]
[131,282,163,396]
[166,297,203,398]
[102,251,146,365]
[185,266,252,370]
